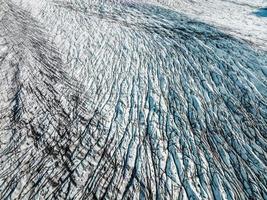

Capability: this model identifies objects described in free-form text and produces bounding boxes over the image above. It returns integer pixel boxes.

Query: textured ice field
[0,0,267,199]
[14,0,267,50]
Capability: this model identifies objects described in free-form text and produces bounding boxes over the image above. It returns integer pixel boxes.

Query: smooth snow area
[148,0,267,50]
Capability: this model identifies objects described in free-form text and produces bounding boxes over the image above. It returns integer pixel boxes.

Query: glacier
[0,0,267,199]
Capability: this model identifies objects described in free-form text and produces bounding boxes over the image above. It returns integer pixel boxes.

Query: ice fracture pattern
[0,0,267,199]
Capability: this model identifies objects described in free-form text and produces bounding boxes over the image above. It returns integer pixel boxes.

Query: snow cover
[0,0,267,199]
[148,0,267,50]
